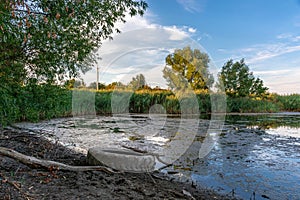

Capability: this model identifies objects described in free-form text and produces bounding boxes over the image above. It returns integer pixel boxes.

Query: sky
[82,0,300,94]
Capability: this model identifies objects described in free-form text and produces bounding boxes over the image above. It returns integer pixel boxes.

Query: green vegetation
[226,96,279,113]
[1,0,147,84]
[2,85,299,127]
[1,3,299,128]
[0,0,148,126]
[226,113,300,129]
[128,74,146,90]
[163,46,214,90]
[274,94,300,112]
[218,59,268,98]
[0,84,71,126]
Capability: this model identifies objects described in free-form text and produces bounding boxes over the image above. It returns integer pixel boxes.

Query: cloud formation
[214,34,300,94]
[176,0,205,13]
[81,14,207,88]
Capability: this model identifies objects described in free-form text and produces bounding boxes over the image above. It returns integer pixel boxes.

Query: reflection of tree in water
[168,124,266,196]
[175,125,264,170]
[168,117,300,199]
[225,114,300,129]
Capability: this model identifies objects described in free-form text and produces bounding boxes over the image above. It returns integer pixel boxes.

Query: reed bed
[1,85,299,126]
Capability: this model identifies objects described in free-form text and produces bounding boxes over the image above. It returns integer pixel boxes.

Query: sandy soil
[0,127,237,200]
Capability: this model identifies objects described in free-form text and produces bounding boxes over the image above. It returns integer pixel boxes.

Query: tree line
[72,46,269,99]
[67,73,149,90]
[163,46,268,98]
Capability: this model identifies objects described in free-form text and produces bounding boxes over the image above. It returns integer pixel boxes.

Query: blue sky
[82,0,300,94]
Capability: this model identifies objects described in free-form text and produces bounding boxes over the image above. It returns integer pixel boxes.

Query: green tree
[129,74,146,90]
[106,81,125,90]
[0,0,147,84]
[64,78,85,89]
[218,59,268,97]
[88,82,106,90]
[163,46,214,90]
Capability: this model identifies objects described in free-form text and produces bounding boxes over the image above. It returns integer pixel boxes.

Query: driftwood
[0,147,117,174]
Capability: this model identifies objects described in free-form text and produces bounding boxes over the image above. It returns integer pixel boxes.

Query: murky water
[14,113,300,200]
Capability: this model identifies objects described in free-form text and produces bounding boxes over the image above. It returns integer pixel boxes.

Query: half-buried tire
[87,147,156,172]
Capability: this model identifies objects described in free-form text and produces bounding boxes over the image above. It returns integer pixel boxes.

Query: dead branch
[0,147,117,174]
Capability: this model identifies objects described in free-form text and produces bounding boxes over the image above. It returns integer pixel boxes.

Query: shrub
[0,85,20,126]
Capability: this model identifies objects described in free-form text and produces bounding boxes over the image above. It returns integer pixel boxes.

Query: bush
[95,91,112,114]
[227,97,279,113]
[0,85,20,126]
[17,84,72,122]
[275,94,300,112]
[0,84,72,126]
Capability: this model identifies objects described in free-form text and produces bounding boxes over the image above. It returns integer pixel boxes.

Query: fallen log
[0,147,117,174]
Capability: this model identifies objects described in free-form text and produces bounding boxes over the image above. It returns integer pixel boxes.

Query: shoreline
[0,127,238,200]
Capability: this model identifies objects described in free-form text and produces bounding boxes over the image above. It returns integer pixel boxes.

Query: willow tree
[163,46,214,91]
[0,0,147,84]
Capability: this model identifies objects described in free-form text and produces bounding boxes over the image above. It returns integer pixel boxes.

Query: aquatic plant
[1,85,299,126]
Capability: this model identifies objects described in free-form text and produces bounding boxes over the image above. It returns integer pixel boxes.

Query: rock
[87,147,155,173]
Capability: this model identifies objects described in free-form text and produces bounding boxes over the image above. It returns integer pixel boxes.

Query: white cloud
[215,36,300,94]
[218,41,300,65]
[260,69,300,94]
[218,33,300,66]
[276,33,293,39]
[176,0,205,13]
[81,14,207,87]
[113,13,157,32]
[255,69,292,75]
[247,44,300,63]
[163,26,189,40]
[188,27,197,33]
[276,33,300,42]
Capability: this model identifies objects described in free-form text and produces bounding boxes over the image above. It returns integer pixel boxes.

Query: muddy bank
[0,128,237,200]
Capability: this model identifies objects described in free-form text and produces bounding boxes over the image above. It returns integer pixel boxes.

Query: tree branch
[0,147,118,174]
[14,9,49,16]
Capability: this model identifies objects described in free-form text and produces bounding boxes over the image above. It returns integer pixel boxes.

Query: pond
[179,113,300,200]
[14,113,300,200]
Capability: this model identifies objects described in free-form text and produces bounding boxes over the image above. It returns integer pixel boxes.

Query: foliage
[226,97,279,113]
[218,59,268,98]
[64,79,86,89]
[0,84,71,126]
[0,0,147,83]
[17,83,72,121]
[72,89,95,116]
[106,82,126,90]
[0,85,20,126]
[95,91,112,114]
[274,94,300,111]
[226,114,300,129]
[88,82,106,90]
[1,85,299,127]
[128,74,146,90]
[163,46,214,91]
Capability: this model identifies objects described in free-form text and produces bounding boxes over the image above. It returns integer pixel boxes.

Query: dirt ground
[0,127,237,200]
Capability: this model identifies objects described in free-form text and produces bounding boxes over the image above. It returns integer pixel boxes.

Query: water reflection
[167,113,300,200]
[224,112,300,129]
[14,113,300,199]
